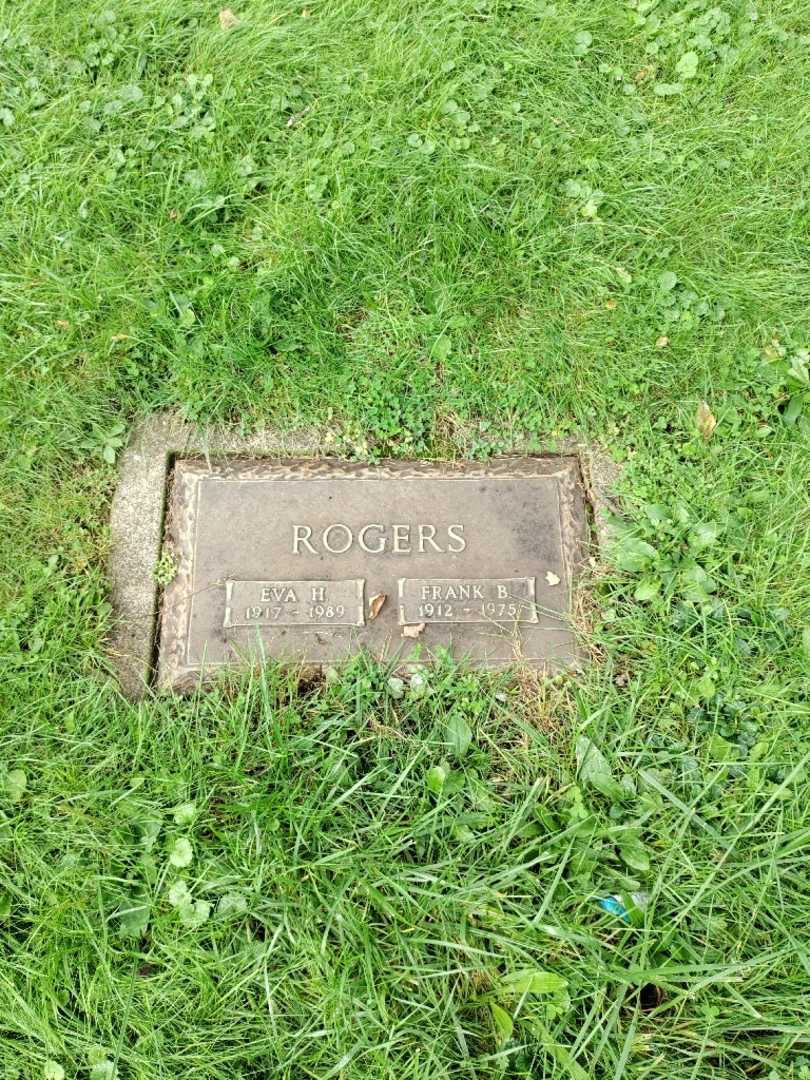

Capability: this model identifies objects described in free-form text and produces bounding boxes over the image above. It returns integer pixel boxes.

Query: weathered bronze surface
[158,457,589,689]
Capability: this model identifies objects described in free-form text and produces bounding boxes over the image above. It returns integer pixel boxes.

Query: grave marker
[157,457,588,689]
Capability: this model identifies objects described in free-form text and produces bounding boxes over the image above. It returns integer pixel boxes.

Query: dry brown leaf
[696,400,717,440]
[402,623,425,639]
[219,8,239,29]
[656,335,669,348]
[545,571,560,586]
[368,592,386,621]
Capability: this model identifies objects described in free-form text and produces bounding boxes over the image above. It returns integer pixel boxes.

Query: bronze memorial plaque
[157,458,589,689]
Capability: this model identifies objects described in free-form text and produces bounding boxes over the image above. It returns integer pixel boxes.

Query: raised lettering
[262,585,298,602]
[359,523,386,554]
[418,524,443,553]
[292,524,316,555]
[392,524,411,554]
[224,578,365,628]
[294,521,466,555]
[447,524,466,552]
[322,523,353,554]
[397,577,538,626]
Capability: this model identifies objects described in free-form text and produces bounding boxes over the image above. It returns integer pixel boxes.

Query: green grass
[2,0,810,1076]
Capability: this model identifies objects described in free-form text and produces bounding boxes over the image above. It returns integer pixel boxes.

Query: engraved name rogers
[292,522,466,555]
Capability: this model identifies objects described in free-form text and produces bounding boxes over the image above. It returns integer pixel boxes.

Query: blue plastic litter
[598,893,649,922]
[598,896,629,920]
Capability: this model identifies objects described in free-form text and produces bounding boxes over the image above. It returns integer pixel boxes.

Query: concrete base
[108,412,620,698]
[108,413,320,698]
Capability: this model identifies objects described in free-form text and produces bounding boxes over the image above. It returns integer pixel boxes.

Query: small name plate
[224,579,365,628]
[398,577,538,625]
